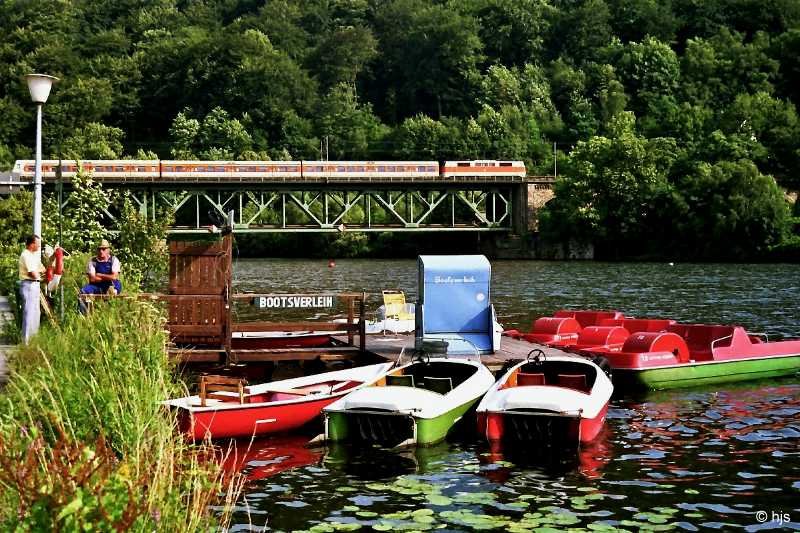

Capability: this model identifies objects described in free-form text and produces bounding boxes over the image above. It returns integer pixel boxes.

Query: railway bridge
[3,161,555,235]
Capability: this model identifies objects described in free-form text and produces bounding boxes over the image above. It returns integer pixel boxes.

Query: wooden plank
[232,321,352,333]
[233,350,359,362]
[168,324,223,335]
[330,333,577,371]
[232,346,359,354]
[200,375,245,385]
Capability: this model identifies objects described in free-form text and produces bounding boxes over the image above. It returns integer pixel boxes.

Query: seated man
[80,239,122,296]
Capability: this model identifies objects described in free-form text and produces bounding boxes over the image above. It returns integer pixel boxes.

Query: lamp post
[24,73,59,237]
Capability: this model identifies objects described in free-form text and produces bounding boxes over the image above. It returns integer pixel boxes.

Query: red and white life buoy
[47,246,64,293]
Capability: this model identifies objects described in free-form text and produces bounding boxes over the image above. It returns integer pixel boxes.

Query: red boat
[231,330,338,349]
[476,351,613,446]
[508,310,800,390]
[165,362,393,440]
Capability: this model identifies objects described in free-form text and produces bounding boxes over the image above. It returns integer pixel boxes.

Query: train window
[457,162,469,167]
[378,166,385,172]
[500,162,512,166]
[337,166,345,172]
[355,166,363,172]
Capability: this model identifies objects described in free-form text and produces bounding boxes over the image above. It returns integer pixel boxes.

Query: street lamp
[24,73,59,237]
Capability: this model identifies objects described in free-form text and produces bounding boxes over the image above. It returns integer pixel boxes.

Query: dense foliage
[1,0,797,258]
[0,290,242,530]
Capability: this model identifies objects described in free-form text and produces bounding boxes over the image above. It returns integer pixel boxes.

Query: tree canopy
[0,0,797,259]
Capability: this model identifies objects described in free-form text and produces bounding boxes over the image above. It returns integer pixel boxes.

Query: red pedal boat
[476,351,613,446]
[510,310,800,391]
[165,362,393,440]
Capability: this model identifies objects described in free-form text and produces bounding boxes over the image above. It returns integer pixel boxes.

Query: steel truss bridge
[32,174,554,234]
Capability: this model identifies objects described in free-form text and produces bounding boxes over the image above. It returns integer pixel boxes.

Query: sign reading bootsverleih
[252,295,335,309]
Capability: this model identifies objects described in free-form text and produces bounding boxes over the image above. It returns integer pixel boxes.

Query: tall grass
[0,284,243,529]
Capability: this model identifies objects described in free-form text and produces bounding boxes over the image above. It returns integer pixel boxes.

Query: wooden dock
[332,333,573,372]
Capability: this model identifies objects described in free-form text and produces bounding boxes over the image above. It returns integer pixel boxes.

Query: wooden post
[223,234,233,364]
[199,375,208,407]
[347,296,355,347]
[359,291,366,354]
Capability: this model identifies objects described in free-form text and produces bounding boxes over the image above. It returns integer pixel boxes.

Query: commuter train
[12,159,526,181]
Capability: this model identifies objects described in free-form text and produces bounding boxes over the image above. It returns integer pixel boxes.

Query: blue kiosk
[415,255,500,356]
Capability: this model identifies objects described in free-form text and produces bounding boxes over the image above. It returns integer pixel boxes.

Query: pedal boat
[588,325,800,390]
[322,357,495,446]
[476,352,613,446]
[164,362,393,440]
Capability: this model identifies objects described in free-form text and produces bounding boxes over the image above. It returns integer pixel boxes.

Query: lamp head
[24,73,59,104]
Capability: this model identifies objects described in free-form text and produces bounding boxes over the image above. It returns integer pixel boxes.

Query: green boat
[322,358,495,446]
[597,324,800,391]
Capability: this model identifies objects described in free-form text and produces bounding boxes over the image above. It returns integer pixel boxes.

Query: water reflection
[226,378,800,531]
[224,259,800,530]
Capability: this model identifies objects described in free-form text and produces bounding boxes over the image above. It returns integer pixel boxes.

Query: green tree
[61,123,125,159]
[316,84,388,159]
[372,0,484,119]
[541,112,677,256]
[673,159,790,258]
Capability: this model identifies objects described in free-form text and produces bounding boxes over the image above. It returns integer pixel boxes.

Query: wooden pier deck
[333,333,573,372]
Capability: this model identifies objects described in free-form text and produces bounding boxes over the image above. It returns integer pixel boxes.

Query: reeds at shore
[0,287,243,530]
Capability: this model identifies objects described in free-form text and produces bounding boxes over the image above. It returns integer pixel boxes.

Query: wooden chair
[199,375,248,406]
[382,290,414,321]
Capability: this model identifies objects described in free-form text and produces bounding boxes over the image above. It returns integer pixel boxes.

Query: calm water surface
[225,259,800,532]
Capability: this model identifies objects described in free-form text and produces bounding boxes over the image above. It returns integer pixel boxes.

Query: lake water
[225,259,800,532]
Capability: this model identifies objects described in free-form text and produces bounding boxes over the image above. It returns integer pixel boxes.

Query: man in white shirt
[80,239,122,295]
[18,234,44,343]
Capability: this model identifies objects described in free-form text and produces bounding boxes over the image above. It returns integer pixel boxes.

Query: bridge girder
[51,184,519,234]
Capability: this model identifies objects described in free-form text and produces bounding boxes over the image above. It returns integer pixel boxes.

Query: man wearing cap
[18,234,45,343]
[80,239,122,296]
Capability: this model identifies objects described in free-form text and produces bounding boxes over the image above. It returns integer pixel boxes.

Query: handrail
[710,333,734,350]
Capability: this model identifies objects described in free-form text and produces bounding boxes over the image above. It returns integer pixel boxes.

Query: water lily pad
[454,491,498,504]
[684,489,700,495]
[587,522,617,531]
[426,494,452,506]
[366,483,391,491]
[507,501,530,509]
[310,524,335,533]
[356,511,378,518]
[343,506,360,512]
[413,515,436,524]
[372,523,393,531]
[634,512,669,524]
[336,486,358,493]
[412,509,435,516]
[330,522,362,531]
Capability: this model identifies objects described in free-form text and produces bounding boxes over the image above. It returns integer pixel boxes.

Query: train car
[441,160,526,179]
[301,161,439,181]
[160,161,302,181]
[12,160,160,181]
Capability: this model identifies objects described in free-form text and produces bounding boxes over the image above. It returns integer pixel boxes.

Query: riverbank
[0,295,243,530]
[0,296,12,384]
